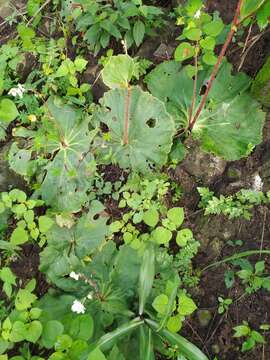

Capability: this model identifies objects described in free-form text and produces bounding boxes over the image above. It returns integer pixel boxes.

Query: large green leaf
[241,0,266,18]
[145,60,265,160]
[94,86,175,172]
[192,93,265,160]
[39,201,109,289]
[39,97,96,212]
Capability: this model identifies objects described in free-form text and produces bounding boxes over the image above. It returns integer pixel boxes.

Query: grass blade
[96,317,144,352]
[139,325,155,360]
[202,250,270,272]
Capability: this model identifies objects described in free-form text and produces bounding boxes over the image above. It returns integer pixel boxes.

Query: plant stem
[123,86,131,145]
[188,44,198,125]
[189,0,244,131]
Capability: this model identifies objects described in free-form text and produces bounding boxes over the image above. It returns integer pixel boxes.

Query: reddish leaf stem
[189,0,244,131]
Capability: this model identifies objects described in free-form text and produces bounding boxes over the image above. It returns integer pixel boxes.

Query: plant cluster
[0,0,269,359]
[198,187,269,219]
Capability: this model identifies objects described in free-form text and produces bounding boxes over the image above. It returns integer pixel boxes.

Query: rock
[180,138,227,185]
[153,43,174,60]
[197,309,212,327]
[252,56,270,107]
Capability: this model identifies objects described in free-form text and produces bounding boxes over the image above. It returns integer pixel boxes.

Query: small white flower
[194,9,201,19]
[87,292,93,300]
[71,300,85,314]
[69,271,80,281]
[8,84,26,98]
[252,173,263,191]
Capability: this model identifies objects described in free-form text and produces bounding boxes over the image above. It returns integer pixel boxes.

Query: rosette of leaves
[93,55,175,173]
[145,60,265,161]
[38,97,97,212]
[39,201,108,291]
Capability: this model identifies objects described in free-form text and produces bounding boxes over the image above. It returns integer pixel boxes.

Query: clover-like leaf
[39,97,96,212]
[94,86,174,172]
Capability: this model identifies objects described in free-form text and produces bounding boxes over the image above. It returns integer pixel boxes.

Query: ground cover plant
[0,0,270,359]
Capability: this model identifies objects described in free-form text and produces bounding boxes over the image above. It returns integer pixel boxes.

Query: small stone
[180,138,227,185]
[197,309,212,327]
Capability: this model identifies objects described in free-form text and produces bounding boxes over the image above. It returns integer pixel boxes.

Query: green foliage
[174,1,224,67]
[252,56,270,107]
[70,0,164,53]
[234,259,270,294]
[145,60,265,160]
[233,321,266,352]
[0,189,52,254]
[0,268,16,298]
[198,187,269,219]
[0,2,268,359]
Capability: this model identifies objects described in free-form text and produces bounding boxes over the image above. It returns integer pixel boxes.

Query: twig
[238,30,268,71]
[26,0,52,26]
[189,0,244,131]
[123,86,131,145]
[259,208,267,257]
[241,23,253,56]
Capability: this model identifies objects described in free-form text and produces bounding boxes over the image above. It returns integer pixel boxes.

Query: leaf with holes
[145,60,265,160]
[38,97,97,212]
[93,86,174,172]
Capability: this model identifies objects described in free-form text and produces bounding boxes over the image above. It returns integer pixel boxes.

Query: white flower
[8,84,26,98]
[252,173,263,191]
[71,300,85,314]
[69,271,80,281]
[194,10,201,19]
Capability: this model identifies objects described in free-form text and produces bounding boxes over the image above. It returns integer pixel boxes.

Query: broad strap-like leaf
[145,319,209,360]
[138,244,155,315]
[95,317,144,352]
[93,86,175,172]
[139,325,155,360]
[39,97,97,212]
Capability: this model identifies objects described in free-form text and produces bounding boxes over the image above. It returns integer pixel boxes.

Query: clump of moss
[252,56,270,107]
